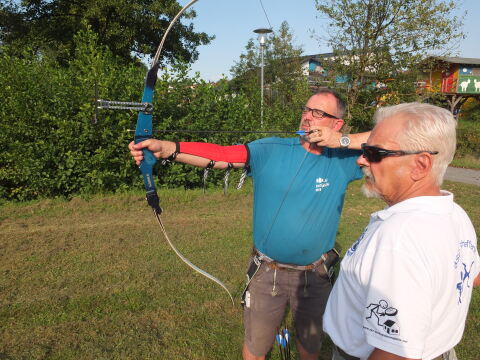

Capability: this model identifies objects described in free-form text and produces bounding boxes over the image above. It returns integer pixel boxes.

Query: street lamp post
[253,28,272,127]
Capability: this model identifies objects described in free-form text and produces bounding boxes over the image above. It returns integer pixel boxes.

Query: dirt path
[445,167,480,186]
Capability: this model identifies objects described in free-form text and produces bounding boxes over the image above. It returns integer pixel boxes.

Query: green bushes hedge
[2,27,478,201]
[456,117,480,158]
[0,28,309,200]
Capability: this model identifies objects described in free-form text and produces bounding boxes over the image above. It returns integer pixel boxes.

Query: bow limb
[154,212,234,305]
[135,0,234,305]
[153,0,200,67]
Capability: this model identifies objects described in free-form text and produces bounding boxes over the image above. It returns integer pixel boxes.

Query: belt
[253,248,330,271]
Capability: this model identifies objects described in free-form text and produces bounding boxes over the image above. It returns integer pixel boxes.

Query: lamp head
[253,28,272,46]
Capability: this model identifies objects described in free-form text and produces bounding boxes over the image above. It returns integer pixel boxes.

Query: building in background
[417,57,480,115]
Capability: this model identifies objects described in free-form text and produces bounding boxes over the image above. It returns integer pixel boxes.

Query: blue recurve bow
[133,0,234,305]
[95,0,314,307]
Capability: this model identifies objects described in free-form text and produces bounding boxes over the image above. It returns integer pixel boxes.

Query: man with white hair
[323,103,480,360]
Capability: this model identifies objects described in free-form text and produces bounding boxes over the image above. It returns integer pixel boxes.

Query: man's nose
[303,114,313,123]
[357,153,369,167]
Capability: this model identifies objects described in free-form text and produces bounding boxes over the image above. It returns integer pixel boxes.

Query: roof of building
[300,53,334,63]
[301,54,480,66]
[431,56,480,65]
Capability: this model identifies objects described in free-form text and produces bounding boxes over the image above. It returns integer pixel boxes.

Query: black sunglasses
[301,106,339,120]
[361,144,439,163]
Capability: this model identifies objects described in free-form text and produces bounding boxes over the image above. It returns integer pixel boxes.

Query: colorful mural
[457,75,480,94]
[418,58,480,95]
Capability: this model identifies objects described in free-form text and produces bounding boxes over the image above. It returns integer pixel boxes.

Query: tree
[229,21,310,131]
[0,0,213,65]
[314,0,464,127]
[230,21,305,96]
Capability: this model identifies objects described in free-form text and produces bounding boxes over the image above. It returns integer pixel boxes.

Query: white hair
[373,103,457,186]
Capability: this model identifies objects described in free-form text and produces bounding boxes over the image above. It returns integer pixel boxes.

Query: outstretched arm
[128,139,247,169]
[307,126,370,150]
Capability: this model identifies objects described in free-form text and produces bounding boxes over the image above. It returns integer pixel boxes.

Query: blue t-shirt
[247,137,363,265]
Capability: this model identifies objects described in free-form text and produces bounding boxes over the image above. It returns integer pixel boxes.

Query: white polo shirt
[323,191,479,360]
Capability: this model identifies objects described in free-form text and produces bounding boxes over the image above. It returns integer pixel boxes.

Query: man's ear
[333,119,345,132]
[411,153,433,181]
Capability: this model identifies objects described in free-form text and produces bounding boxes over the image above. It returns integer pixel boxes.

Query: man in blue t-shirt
[129,89,370,360]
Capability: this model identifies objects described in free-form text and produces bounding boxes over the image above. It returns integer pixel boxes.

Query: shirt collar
[372,191,454,221]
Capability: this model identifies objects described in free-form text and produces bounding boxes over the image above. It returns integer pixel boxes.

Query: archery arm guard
[179,142,248,163]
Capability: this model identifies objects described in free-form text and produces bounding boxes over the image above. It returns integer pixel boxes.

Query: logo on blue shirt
[315,177,330,192]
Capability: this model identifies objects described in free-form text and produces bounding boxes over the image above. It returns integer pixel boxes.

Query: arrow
[276,334,285,360]
[127,129,312,136]
[282,327,291,360]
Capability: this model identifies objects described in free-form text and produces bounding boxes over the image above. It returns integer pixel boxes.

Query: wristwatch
[339,134,351,148]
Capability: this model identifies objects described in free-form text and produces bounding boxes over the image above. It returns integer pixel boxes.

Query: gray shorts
[243,260,332,356]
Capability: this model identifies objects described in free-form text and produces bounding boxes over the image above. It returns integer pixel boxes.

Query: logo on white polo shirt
[365,299,400,336]
[456,261,474,304]
[454,239,477,305]
[315,177,329,192]
[347,227,368,256]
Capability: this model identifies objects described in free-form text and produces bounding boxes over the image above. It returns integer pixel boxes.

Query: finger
[130,152,143,160]
[308,128,323,136]
[132,139,152,150]
[134,155,143,165]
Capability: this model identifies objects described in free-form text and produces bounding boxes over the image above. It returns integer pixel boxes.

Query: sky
[183,0,480,82]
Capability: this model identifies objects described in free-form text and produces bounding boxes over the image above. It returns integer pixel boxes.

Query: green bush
[5,25,476,202]
[456,116,480,158]
[0,28,143,200]
[0,27,311,201]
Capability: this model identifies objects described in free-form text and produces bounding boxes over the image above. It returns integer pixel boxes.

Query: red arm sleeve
[179,142,248,163]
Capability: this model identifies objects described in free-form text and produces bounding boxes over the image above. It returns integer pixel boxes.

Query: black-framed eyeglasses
[301,106,339,120]
[361,144,439,163]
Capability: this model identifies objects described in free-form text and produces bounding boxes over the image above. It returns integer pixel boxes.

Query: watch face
[340,135,350,147]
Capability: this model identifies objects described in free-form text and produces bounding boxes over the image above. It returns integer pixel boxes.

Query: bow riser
[134,65,161,214]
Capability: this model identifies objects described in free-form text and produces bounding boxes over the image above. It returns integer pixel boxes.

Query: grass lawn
[0,180,479,359]
[451,155,480,170]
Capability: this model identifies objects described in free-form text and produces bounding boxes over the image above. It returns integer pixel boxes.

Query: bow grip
[134,132,157,169]
[140,147,157,167]
[135,143,162,215]
[135,136,157,186]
